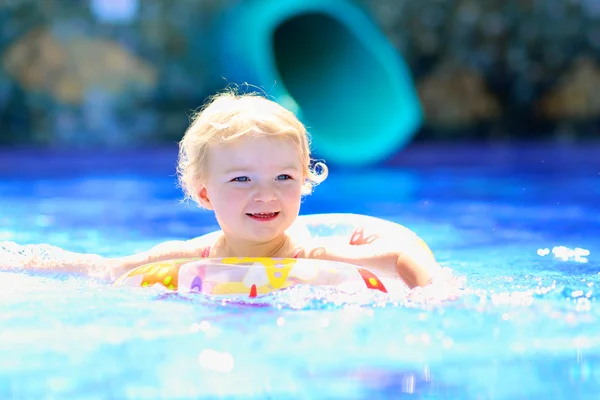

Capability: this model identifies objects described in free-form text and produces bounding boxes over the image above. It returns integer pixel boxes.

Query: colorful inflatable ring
[113,214,438,297]
[113,257,389,297]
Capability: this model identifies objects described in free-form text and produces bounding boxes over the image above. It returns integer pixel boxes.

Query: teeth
[251,212,276,218]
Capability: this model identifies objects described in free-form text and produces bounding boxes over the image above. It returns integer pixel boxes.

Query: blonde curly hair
[177,88,328,206]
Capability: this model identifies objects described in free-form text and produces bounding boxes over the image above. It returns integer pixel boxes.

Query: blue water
[1,144,599,399]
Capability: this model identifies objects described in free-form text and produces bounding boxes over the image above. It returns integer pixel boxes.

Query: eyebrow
[222,165,301,175]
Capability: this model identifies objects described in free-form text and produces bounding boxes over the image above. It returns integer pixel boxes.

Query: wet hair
[177,86,328,206]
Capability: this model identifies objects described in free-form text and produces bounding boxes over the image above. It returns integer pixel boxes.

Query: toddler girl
[4,89,440,289]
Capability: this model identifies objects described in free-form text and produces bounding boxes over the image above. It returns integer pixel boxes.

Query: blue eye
[231,176,250,182]
[276,174,292,181]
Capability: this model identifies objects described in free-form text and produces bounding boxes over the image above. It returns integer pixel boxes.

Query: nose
[252,183,276,202]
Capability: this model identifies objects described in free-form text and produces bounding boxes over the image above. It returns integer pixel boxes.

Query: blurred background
[0,0,599,163]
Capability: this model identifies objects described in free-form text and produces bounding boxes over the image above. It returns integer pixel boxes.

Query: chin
[245,227,287,243]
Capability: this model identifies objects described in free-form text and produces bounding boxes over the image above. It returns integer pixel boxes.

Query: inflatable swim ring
[113,214,438,297]
[113,257,389,296]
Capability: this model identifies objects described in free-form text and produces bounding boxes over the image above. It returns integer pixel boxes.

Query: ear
[197,185,213,210]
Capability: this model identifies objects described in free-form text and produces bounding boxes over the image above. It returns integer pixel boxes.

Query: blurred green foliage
[1,0,599,146]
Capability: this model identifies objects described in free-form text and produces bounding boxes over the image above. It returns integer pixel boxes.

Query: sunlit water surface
[0,144,599,399]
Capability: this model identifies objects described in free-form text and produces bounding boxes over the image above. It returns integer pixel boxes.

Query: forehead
[207,135,301,170]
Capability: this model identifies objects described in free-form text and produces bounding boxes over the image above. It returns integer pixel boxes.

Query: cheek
[214,187,246,210]
[281,184,303,203]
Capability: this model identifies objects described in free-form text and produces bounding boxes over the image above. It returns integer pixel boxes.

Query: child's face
[199,135,305,244]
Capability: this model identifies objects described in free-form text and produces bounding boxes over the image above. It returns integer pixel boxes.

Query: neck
[221,233,290,258]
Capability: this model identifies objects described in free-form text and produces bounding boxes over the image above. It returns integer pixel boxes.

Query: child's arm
[1,237,213,281]
[109,231,221,278]
[109,239,211,279]
[0,242,112,279]
[301,238,440,289]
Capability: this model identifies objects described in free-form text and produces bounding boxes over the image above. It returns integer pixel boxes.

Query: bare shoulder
[185,230,222,251]
[115,232,220,272]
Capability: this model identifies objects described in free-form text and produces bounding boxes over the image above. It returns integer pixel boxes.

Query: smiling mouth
[246,212,280,220]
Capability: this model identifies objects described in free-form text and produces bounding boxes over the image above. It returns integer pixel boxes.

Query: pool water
[0,144,599,399]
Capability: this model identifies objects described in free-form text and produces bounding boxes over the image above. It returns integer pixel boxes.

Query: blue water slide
[217,0,422,166]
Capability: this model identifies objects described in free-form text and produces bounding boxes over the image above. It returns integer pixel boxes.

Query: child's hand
[293,246,326,260]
